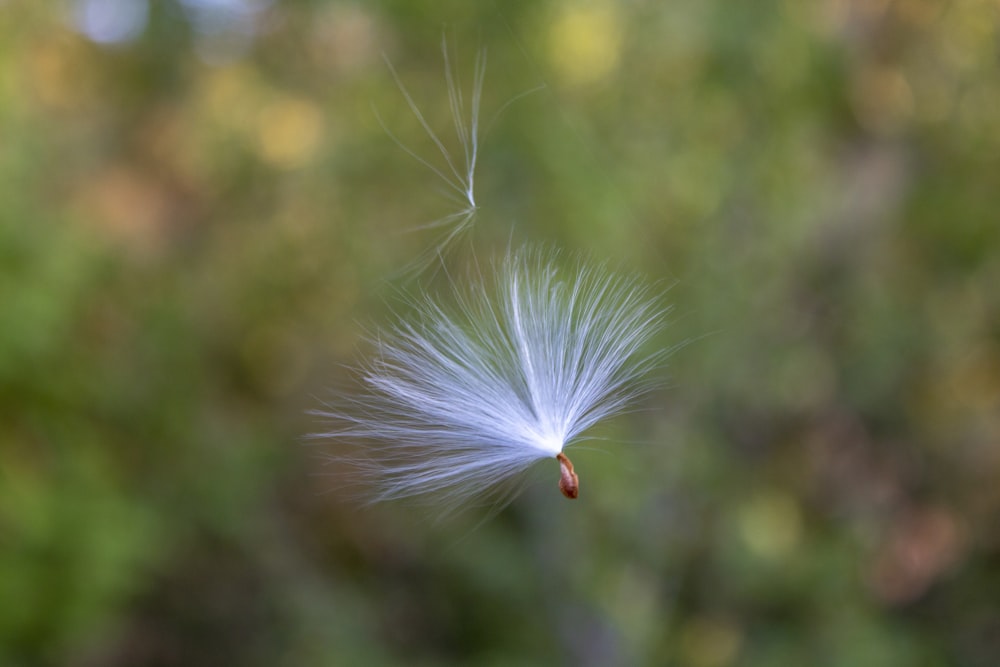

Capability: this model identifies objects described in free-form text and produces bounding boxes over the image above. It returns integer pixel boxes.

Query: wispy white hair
[378,36,543,276]
[376,36,484,273]
[313,248,669,511]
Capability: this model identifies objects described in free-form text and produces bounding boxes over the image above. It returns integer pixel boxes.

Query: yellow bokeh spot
[203,65,262,134]
[255,97,325,169]
[25,35,95,111]
[548,3,624,87]
[739,492,802,561]
[851,65,915,135]
[679,616,743,667]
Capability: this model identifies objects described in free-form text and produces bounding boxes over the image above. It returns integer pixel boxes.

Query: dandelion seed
[376,35,485,272]
[313,248,669,514]
[377,36,544,276]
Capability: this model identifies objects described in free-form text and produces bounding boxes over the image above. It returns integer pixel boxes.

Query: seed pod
[557,452,579,499]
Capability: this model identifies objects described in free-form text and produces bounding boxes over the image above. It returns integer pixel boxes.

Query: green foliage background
[2,0,999,665]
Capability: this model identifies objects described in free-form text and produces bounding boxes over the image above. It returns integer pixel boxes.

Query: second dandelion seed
[316,248,668,511]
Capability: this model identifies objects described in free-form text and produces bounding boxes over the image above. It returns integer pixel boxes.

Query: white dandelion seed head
[313,247,669,512]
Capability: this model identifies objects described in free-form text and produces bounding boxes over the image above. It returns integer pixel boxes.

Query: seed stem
[556,452,579,499]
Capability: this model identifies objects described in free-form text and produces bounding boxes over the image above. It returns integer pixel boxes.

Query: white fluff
[313,249,668,510]
[377,36,484,271]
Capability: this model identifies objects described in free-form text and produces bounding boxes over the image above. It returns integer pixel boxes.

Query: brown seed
[557,451,579,499]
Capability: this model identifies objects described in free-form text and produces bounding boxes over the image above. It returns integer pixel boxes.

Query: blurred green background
[3,0,1000,665]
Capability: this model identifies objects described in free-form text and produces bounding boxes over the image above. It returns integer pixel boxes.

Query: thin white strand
[376,37,483,277]
[381,55,468,198]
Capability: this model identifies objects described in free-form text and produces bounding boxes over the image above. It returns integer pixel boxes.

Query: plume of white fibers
[377,35,484,271]
[313,248,669,512]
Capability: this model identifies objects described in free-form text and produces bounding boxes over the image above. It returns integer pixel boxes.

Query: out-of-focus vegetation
[2,0,999,665]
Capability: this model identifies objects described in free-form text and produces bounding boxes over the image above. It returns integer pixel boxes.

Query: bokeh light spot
[74,0,149,45]
[548,2,624,87]
[255,97,325,169]
[739,492,803,561]
[678,616,743,667]
[851,65,915,135]
[868,507,964,605]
